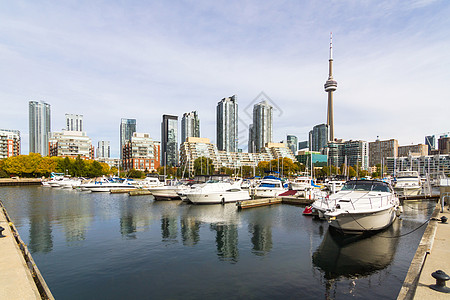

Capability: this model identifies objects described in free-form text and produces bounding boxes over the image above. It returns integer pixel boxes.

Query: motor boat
[133,177,164,189]
[289,176,313,191]
[57,178,82,189]
[312,180,401,234]
[185,180,250,204]
[253,176,287,198]
[82,178,137,192]
[149,181,190,200]
[393,170,422,196]
[326,180,346,194]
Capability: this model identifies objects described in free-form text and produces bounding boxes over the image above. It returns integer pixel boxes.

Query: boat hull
[393,186,421,196]
[254,188,286,198]
[186,191,250,204]
[325,206,397,233]
[150,187,183,200]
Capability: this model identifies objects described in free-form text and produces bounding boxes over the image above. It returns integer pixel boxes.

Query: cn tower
[324,33,337,142]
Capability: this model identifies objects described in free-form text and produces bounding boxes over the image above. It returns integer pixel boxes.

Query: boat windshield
[341,181,391,193]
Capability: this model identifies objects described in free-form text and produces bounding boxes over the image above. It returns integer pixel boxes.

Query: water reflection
[313,221,400,279]
[248,224,272,256]
[210,223,239,263]
[180,217,200,247]
[161,215,178,242]
[312,220,401,298]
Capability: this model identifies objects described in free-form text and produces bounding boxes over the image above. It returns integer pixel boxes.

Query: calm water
[0,186,436,300]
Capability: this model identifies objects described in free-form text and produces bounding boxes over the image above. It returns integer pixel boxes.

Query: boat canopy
[341,180,391,193]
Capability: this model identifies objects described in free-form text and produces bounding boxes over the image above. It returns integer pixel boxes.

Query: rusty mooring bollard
[429,270,450,293]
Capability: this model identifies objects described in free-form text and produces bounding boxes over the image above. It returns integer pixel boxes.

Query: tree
[193,157,214,176]
[88,161,104,177]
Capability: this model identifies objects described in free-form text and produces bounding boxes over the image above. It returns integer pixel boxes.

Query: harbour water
[0,186,436,299]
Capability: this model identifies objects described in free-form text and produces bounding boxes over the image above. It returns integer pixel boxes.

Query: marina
[0,185,444,299]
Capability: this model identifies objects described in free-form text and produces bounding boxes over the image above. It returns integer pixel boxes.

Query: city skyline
[1,1,449,157]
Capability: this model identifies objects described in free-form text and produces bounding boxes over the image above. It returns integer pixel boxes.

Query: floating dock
[128,190,152,196]
[236,198,282,209]
[0,200,54,300]
[110,189,136,194]
[281,196,314,205]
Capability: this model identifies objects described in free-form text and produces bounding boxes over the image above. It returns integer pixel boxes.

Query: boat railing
[333,194,396,211]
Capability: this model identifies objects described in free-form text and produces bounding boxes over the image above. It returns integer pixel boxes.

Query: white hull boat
[254,176,287,198]
[186,180,250,204]
[312,180,401,234]
[393,171,422,196]
[149,185,189,200]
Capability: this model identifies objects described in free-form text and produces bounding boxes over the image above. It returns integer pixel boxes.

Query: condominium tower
[181,111,200,144]
[216,95,238,152]
[120,118,136,160]
[29,101,51,156]
[0,129,20,158]
[97,141,110,158]
[66,114,83,131]
[161,114,178,166]
[249,100,272,153]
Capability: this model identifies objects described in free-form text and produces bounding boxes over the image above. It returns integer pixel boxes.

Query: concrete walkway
[0,208,42,299]
[413,207,450,299]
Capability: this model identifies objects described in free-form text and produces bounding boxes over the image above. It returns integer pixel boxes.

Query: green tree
[73,155,86,177]
[88,161,104,177]
[193,157,214,176]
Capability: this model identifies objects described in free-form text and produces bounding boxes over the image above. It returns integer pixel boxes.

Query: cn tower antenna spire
[329,32,333,60]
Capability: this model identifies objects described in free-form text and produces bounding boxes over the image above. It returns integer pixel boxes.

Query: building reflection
[210,223,239,263]
[28,196,53,253]
[161,215,178,242]
[180,217,201,246]
[119,199,153,239]
[248,223,272,256]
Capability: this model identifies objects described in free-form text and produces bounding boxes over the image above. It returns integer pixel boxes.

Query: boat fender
[221,198,225,205]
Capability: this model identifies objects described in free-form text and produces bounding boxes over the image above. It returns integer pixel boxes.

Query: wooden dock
[399,194,440,202]
[110,189,136,194]
[236,198,282,209]
[128,190,152,196]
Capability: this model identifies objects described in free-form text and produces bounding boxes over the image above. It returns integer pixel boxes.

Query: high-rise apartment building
[287,135,298,155]
[310,124,329,152]
[216,95,238,152]
[298,141,309,151]
[120,118,136,160]
[97,141,110,158]
[181,111,200,144]
[327,140,369,170]
[66,114,83,131]
[438,135,450,154]
[49,131,94,159]
[122,133,160,171]
[398,144,428,157]
[249,100,272,153]
[161,114,178,166]
[29,101,51,156]
[368,138,398,167]
[425,135,435,152]
[0,129,20,158]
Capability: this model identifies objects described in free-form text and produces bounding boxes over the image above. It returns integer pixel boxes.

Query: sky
[1,0,449,158]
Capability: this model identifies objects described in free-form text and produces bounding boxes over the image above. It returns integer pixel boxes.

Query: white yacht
[326,180,346,194]
[254,176,287,198]
[393,171,422,196]
[83,178,137,192]
[185,180,250,204]
[149,182,190,200]
[312,180,401,233]
[290,176,313,191]
[133,177,164,189]
[58,178,82,189]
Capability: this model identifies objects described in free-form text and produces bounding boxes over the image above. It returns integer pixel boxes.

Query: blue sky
[1,0,449,158]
